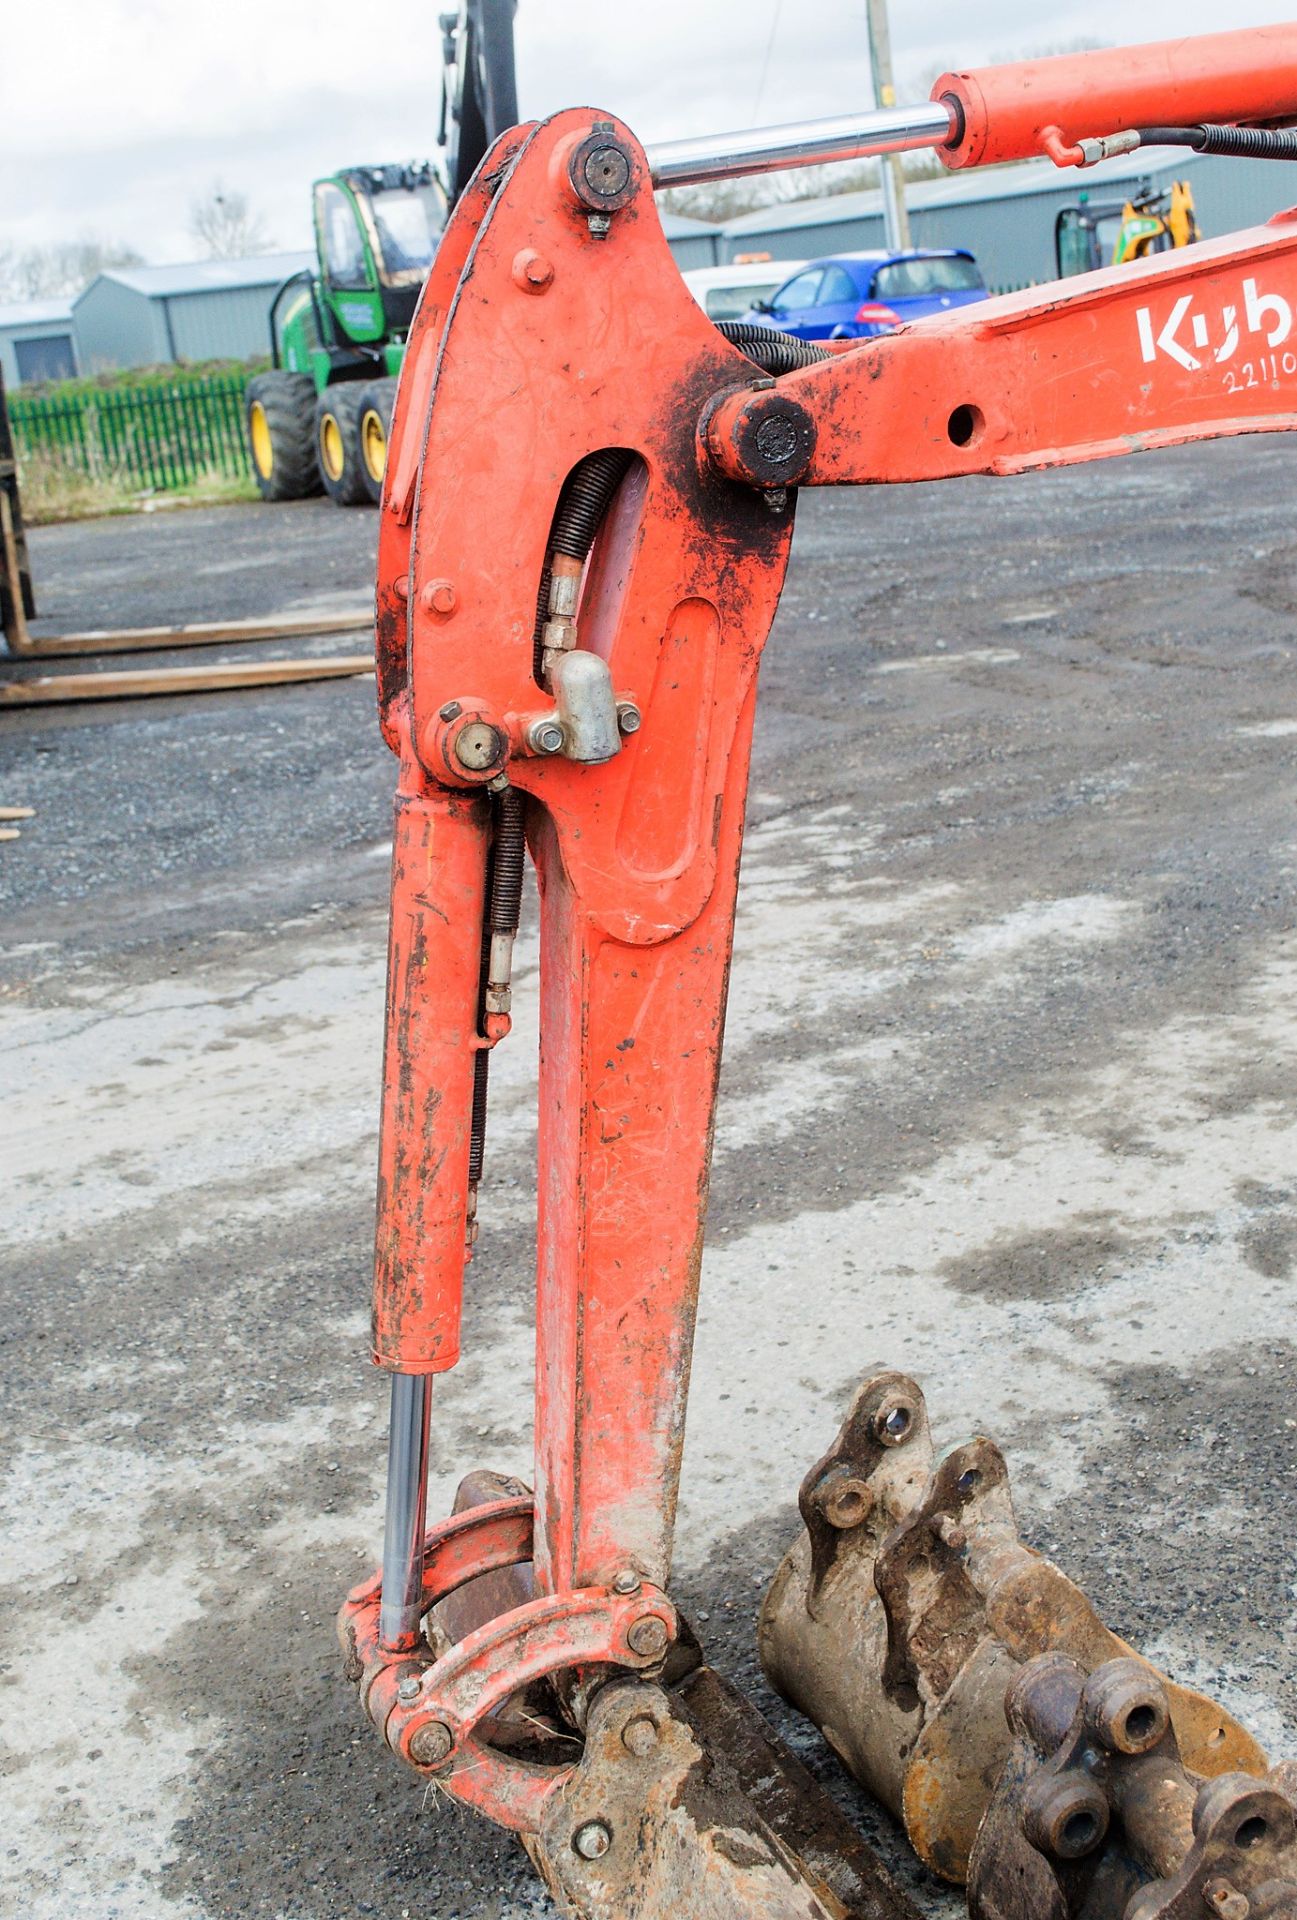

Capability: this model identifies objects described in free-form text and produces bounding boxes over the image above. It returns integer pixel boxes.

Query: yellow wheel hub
[319,412,346,484]
[361,408,387,484]
[249,401,274,479]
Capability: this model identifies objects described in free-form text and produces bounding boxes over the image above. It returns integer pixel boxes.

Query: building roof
[0,298,75,330]
[74,251,315,305]
[658,211,722,237]
[719,147,1201,238]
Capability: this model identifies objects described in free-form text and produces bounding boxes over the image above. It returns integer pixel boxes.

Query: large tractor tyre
[356,378,400,506]
[245,372,320,501]
[313,386,370,507]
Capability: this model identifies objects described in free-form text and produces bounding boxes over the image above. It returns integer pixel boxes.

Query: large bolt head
[627,1614,670,1660]
[568,129,639,213]
[408,1719,454,1768]
[453,719,507,772]
[621,1714,660,1758]
[583,145,630,198]
[705,389,816,491]
[422,578,457,616]
[572,1819,612,1860]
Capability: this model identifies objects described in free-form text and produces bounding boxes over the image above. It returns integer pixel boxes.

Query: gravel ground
[3,444,1296,1919]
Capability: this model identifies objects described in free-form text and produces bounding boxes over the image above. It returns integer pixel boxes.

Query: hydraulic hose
[532,448,635,679]
[467,784,527,1190]
[1136,122,1297,159]
[715,320,834,374]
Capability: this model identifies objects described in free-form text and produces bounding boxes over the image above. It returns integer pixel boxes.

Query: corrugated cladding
[166,285,283,362]
[74,277,170,372]
[719,153,1297,291]
[665,230,721,269]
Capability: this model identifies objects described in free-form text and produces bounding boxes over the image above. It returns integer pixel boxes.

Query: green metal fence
[9,375,251,492]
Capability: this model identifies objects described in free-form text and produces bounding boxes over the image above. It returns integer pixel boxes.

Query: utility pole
[865,0,912,251]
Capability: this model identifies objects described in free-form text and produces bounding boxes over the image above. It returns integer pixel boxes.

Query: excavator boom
[338,24,1297,1918]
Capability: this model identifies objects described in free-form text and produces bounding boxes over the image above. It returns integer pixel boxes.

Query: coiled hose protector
[715,320,834,374]
[1138,122,1297,159]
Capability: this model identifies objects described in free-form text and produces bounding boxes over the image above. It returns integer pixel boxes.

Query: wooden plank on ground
[0,657,375,707]
[17,609,374,657]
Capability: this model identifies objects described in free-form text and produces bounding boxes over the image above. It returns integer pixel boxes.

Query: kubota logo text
[1136,278,1293,371]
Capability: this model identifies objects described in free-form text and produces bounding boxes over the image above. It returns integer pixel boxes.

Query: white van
[682,258,809,322]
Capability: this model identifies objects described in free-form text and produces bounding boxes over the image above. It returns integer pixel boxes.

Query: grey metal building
[66,224,718,379]
[718,151,1297,290]
[72,252,314,373]
[0,300,77,387]
[659,212,722,269]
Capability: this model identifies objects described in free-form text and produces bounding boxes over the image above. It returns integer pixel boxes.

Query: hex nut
[611,1568,641,1595]
[572,1819,612,1860]
[616,702,642,735]
[408,1719,454,1768]
[396,1675,422,1704]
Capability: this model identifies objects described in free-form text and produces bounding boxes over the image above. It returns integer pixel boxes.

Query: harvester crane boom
[439,0,520,204]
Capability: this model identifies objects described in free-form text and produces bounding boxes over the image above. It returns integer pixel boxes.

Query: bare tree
[189,185,275,259]
[657,150,941,225]
[0,237,144,302]
[905,36,1110,102]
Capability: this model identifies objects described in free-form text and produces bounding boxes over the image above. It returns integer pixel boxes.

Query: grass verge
[17,452,259,525]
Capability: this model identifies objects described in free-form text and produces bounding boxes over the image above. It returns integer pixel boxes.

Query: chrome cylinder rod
[647,100,955,190]
[379,1371,434,1650]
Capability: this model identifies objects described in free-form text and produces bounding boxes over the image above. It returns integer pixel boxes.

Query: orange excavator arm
[338,26,1297,1918]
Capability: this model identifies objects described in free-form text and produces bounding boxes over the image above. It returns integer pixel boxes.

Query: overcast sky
[2,0,1296,264]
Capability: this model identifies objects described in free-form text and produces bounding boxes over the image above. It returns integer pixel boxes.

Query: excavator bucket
[760,1372,1279,1901]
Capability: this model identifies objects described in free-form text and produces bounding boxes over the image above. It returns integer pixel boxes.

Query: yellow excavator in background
[1055,177,1200,276]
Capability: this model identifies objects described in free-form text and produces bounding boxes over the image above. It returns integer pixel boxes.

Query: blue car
[742,249,988,341]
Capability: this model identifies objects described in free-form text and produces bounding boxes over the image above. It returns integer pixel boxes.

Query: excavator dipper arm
[337,25,1297,1915]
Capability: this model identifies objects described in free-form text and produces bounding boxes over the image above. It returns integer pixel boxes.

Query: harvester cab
[310,162,447,349]
[248,163,447,509]
[1055,177,1200,277]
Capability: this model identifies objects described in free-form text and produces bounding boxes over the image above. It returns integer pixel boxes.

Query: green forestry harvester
[244,0,517,507]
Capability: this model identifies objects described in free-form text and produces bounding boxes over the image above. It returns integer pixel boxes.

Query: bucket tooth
[969,1653,1297,1920]
[759,1370,1269,1883]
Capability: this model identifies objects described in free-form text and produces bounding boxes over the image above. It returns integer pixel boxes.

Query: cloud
[3,0,1296,258]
